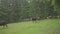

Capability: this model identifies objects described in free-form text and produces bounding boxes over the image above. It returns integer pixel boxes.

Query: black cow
[0,21,7,27]
[31,17,40,23]
[31,17,36,23]
[32,17,40,21]
[32,17,37,21]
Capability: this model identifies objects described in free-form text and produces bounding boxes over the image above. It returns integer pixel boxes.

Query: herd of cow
[0,17,39,28]
[0,16,60,28]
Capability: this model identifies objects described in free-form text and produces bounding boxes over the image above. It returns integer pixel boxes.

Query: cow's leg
[0,25,3,27]
[32,20,37,24]
[5,24,8,27]
[2,25,7,29]
[2,25,5,29]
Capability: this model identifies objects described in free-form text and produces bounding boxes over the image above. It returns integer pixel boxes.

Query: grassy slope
[0,19,60,34]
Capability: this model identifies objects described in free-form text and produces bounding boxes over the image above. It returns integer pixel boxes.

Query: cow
[32,17,37,21]
[0,21,8,27]
[31,17,40,23]
[47,16,52,19]
[57,16,60,19]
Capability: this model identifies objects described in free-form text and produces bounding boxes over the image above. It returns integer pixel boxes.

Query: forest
[0,0,60,23]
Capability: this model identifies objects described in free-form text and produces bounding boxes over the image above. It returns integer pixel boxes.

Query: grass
[0,19,60,34]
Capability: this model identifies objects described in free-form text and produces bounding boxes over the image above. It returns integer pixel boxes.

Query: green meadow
[0,19,60,34]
